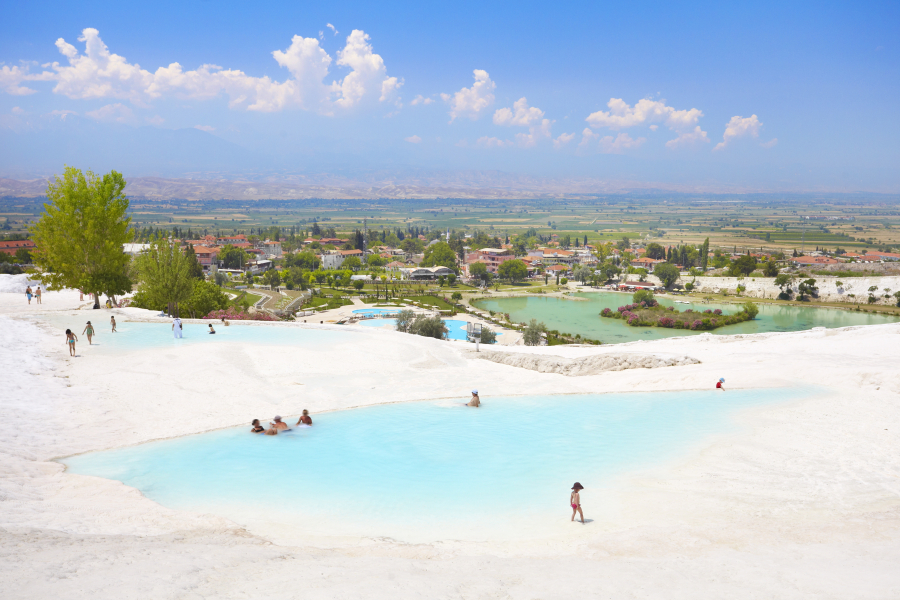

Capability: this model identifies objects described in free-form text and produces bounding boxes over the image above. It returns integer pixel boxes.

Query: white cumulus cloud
[476,136,513,148]
[327,23,338,36]
[493,97,544,126]
[579,128,644,153]
[586,98,703,132]
[0,64,54,95]
[444,69,495,122]
[86,102,134,123]
[493,98,552,147]
[553,132,576,149]
[14,27,399,114]
[410,94,433,106]
[713,114,762,151]
[404,135,421,143]
[665,125,710,149]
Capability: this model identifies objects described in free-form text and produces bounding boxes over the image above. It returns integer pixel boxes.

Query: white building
[321,253,345,270]
[259,240,283,259]
[399,265,455,280]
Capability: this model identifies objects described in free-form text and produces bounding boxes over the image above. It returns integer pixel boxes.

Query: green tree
[342,256,362,270]
[742,301,759,319]
[184,244,205,279]
[480,326,498,344]
[763,259,779,277]
[135,237,194,316]
[654,263,680,288]
[218,244,248,269]
[729,254,758,277]
[523,319,546,346]
[469,261,490,284]
[451,291,463,303]
[262,269,281,287]
[182,279,230,318]
[31,167,133,307]
[644,242,666,259]
[422,241,457,269]
[498,258,528,282]
[633,289,655,305]
[798,278,818,301]
[353,279,365,291]
[15,247,32,263]
[286,251,320,271]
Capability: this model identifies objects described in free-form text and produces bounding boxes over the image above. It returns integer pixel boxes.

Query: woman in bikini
[82,321,95,345]
[570,482,584,524]
[65,329,78,356]
[250,419,265,433]
[296,409,313,426]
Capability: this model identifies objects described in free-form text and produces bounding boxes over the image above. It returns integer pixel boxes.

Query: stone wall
[688,275,900,304]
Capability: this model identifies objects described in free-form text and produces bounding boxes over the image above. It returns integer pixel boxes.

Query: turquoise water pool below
[358,318,500,340]
[62,388,807,542]
[474,292,898,343]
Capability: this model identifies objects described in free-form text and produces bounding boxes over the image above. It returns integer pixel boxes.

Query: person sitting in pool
[716,377,725,390]
[270,416,290,431]
[251,419,265,433]
[208,324,216,334]
[296,409,313,426]
[467,390,481,407]
[221,317,230,326]
[264,426,279,436]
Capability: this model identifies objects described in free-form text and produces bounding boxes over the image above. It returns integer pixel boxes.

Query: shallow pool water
[63,388,807,542]
[352,308,404,316]
[34,317,359,353]
[358,317,500,340]
[474,292,898,343]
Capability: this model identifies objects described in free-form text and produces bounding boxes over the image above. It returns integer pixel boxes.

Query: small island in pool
[601,290,759,331]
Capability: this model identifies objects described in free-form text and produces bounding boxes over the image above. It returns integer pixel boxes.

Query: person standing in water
[467,390,481,407]
[570,482,584,524]
[296,410,313,426]
[270,416,289,431]
[172,316,183,339]
[82,321,95,345]
[35,286,42,304]
[26,286,33,305]
[208,324,216,334]
[65,329,78,356]
[716,377,725,390]
[110,316,117,332]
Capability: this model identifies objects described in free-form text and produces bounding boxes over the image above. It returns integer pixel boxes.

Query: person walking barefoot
[26,286,32,305]
[82,321,95,345]
[65,329,78,356]
[570,482,584,524]
[110,316,117,332]
[35,286,42,304]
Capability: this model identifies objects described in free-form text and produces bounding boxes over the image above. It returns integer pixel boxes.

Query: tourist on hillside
[467,390,481,407]
[208,324,216,334]
[296,410,313,426]
[65,329,78,356]
[82,321,95,345]
[570,482,585,524]
[250,419,265,433]
[270,416,289,431]
[716,378,725,390]
[110,316,117,332]
[172,316,183,339]
[35,286,42,304]
[26,285,33,304]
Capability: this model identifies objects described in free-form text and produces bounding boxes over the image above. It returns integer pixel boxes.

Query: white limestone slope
[1,285,899,599]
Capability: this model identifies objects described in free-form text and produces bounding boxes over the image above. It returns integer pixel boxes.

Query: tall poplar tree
[31,167,133,308]
[136,238,195,317]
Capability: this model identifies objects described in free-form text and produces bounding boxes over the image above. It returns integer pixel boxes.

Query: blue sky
[1,1,898,191]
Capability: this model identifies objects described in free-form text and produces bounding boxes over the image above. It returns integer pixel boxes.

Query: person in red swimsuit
[716,378,725,390]
[570,482,584,523]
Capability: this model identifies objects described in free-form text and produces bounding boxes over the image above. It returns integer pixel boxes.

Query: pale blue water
[63,388,807,542]
[474,292,898,344]
[358,318,501,341]
[34,317,359,353]
[352,308,403,316]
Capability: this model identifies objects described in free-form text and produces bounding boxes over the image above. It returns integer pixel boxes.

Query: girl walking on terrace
[570,482,584,524]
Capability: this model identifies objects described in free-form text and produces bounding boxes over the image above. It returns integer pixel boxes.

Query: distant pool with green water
[473,292,898,344]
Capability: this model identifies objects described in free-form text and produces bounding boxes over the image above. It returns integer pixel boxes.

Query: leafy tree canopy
[654,263,680,288]
[135,237,194,314]
[218,244,248,269]
[644,242,666,259]
[31,167,133,303]
[498,258,528,282]
[422,241,457,269]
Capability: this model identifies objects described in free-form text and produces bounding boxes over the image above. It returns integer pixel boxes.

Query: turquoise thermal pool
[62,388,806,542]
[473,292,898,343]
[358,317,499,340]
[351,308,402,316]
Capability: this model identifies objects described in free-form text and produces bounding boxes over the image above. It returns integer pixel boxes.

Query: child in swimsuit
[111,316,117,332]
[296,410,313,426]
[570,482,584,524]
[65,329,78,356]
[82,321,95,345]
